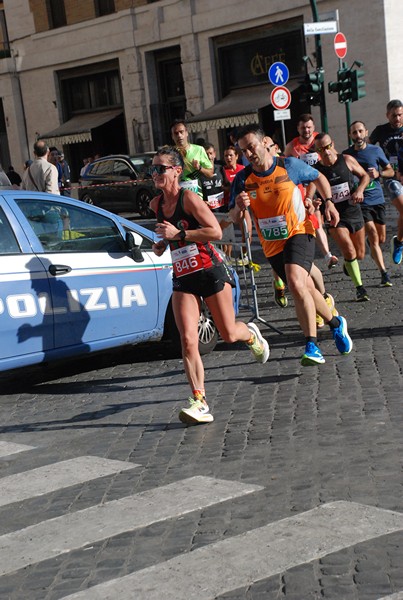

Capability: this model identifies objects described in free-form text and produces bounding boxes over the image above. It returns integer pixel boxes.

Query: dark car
[78,153,156,218]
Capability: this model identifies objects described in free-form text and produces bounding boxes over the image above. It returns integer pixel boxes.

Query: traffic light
[351,68,366,102]
[336,68,352,103]
[304,69,324,106]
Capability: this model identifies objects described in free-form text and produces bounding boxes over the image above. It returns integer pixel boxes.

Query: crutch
[240,215,283,335]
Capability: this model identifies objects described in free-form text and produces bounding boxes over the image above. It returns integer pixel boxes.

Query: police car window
[16,199,126,253]
[0,207,21,254]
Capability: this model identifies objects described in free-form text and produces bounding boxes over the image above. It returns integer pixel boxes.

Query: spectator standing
[369,99,403,265]
[6,166,22,189]
[21,140,59,194]
[58,152,71,196]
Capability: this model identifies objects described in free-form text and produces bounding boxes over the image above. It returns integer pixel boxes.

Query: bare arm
[343,154,370,203]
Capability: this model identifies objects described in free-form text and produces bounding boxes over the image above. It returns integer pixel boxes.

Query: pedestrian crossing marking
[0,456,138,508]
[0,441,35,458]
[377,594,403,600]
[0,476,261,577]
[60,501,403,600]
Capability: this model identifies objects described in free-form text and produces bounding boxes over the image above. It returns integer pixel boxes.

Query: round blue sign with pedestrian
[268,62,289,87]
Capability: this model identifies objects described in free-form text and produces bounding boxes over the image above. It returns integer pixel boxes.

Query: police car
[0,190,239,373]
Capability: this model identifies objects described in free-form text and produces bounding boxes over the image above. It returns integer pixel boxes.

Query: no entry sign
[334,32,347,59]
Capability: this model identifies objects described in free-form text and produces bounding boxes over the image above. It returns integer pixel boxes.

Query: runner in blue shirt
[343,120,395,286]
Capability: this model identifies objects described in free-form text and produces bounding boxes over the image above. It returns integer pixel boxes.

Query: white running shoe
[179,398,214,425]
[246,322,270,364]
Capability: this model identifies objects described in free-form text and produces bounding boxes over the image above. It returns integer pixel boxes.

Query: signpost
[270,85,291,149]
[334,32,348,59]
[268,62,289,87]
[304,21,337,35]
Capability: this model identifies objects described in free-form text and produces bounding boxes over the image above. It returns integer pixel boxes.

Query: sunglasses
[317,143,333,153]
[149,164,176,175]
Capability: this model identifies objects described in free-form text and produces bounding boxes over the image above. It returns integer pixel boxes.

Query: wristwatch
[179,229,186,241]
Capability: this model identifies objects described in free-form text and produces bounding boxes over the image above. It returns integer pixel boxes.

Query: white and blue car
[0,190,239,373]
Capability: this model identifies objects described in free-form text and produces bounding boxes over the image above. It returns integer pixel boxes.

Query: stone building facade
[0,0,401,180]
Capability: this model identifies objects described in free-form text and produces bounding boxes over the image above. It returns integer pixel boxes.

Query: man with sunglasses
[170,119,213,199]
[314,133,371,302]
[229,124,353,367]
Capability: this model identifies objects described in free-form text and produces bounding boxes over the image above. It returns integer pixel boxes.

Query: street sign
[270,86,291,110]
[334,32,348,59]
[304,21,337,35]
[273,109,291,121]
[268,62,289,86]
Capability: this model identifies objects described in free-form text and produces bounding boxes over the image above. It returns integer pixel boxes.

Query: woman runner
[150,146,269,425]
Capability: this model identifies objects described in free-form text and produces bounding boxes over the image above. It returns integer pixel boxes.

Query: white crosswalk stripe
[1,446,402,599]
[60,501,403,600]
[0,455,138,508]
[0,441,35,458]
[0,475,261,577]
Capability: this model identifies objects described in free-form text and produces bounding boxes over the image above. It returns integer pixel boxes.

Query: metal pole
[310,0,328,132]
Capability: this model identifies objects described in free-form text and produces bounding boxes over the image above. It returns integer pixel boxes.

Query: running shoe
[325,293,339,316]
[179,397,214,425]
[246,322,270,363]
[273,280,288,308]
[301,342,325,366]
[380,272,393,287]
[237,256,249,266]
[316,313,325,329]
[356,285,370,302]
[327,255,339,269]
[391,236,403,265]
[331,316,353,355]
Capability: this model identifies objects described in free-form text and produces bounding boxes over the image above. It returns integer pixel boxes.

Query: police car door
[0,200,54,368]
[14,196,159,351]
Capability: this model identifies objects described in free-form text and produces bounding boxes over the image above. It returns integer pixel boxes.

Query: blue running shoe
[391,235,403,265]
[332,316,353,355]
[301,342,325,366]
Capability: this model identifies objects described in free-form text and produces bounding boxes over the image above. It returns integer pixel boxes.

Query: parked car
[79,153,156,218]
[0,190,239,373]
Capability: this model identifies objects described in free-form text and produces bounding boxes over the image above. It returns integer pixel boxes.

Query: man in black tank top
[314,133,371,302]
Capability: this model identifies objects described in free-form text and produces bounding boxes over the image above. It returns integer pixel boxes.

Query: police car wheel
[136,189,153,219]
[82,193,94,205]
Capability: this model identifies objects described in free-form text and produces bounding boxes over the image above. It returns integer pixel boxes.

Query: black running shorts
[327,201,364,234]
[360,203,386,225]
[267,233,315,284]
[172,262,235,297]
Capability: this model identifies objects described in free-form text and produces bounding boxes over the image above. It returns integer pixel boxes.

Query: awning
[38,109,123,146]
[186,82,300,132]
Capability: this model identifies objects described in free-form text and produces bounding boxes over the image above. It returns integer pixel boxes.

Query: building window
[62,70,122,115]
[95,0,115,17]
[46,0,67,29]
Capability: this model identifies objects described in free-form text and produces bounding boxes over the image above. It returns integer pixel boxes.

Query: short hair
[224,145,237,153]
[297,113,314,124]
[350,120,366,130]
[170,118,187,131]
[154,145,184,169]
[386,99,402,112]
[235,124,265,141]
[204,142,215,152]
[315,132,331,143]
[33,140,49,157]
